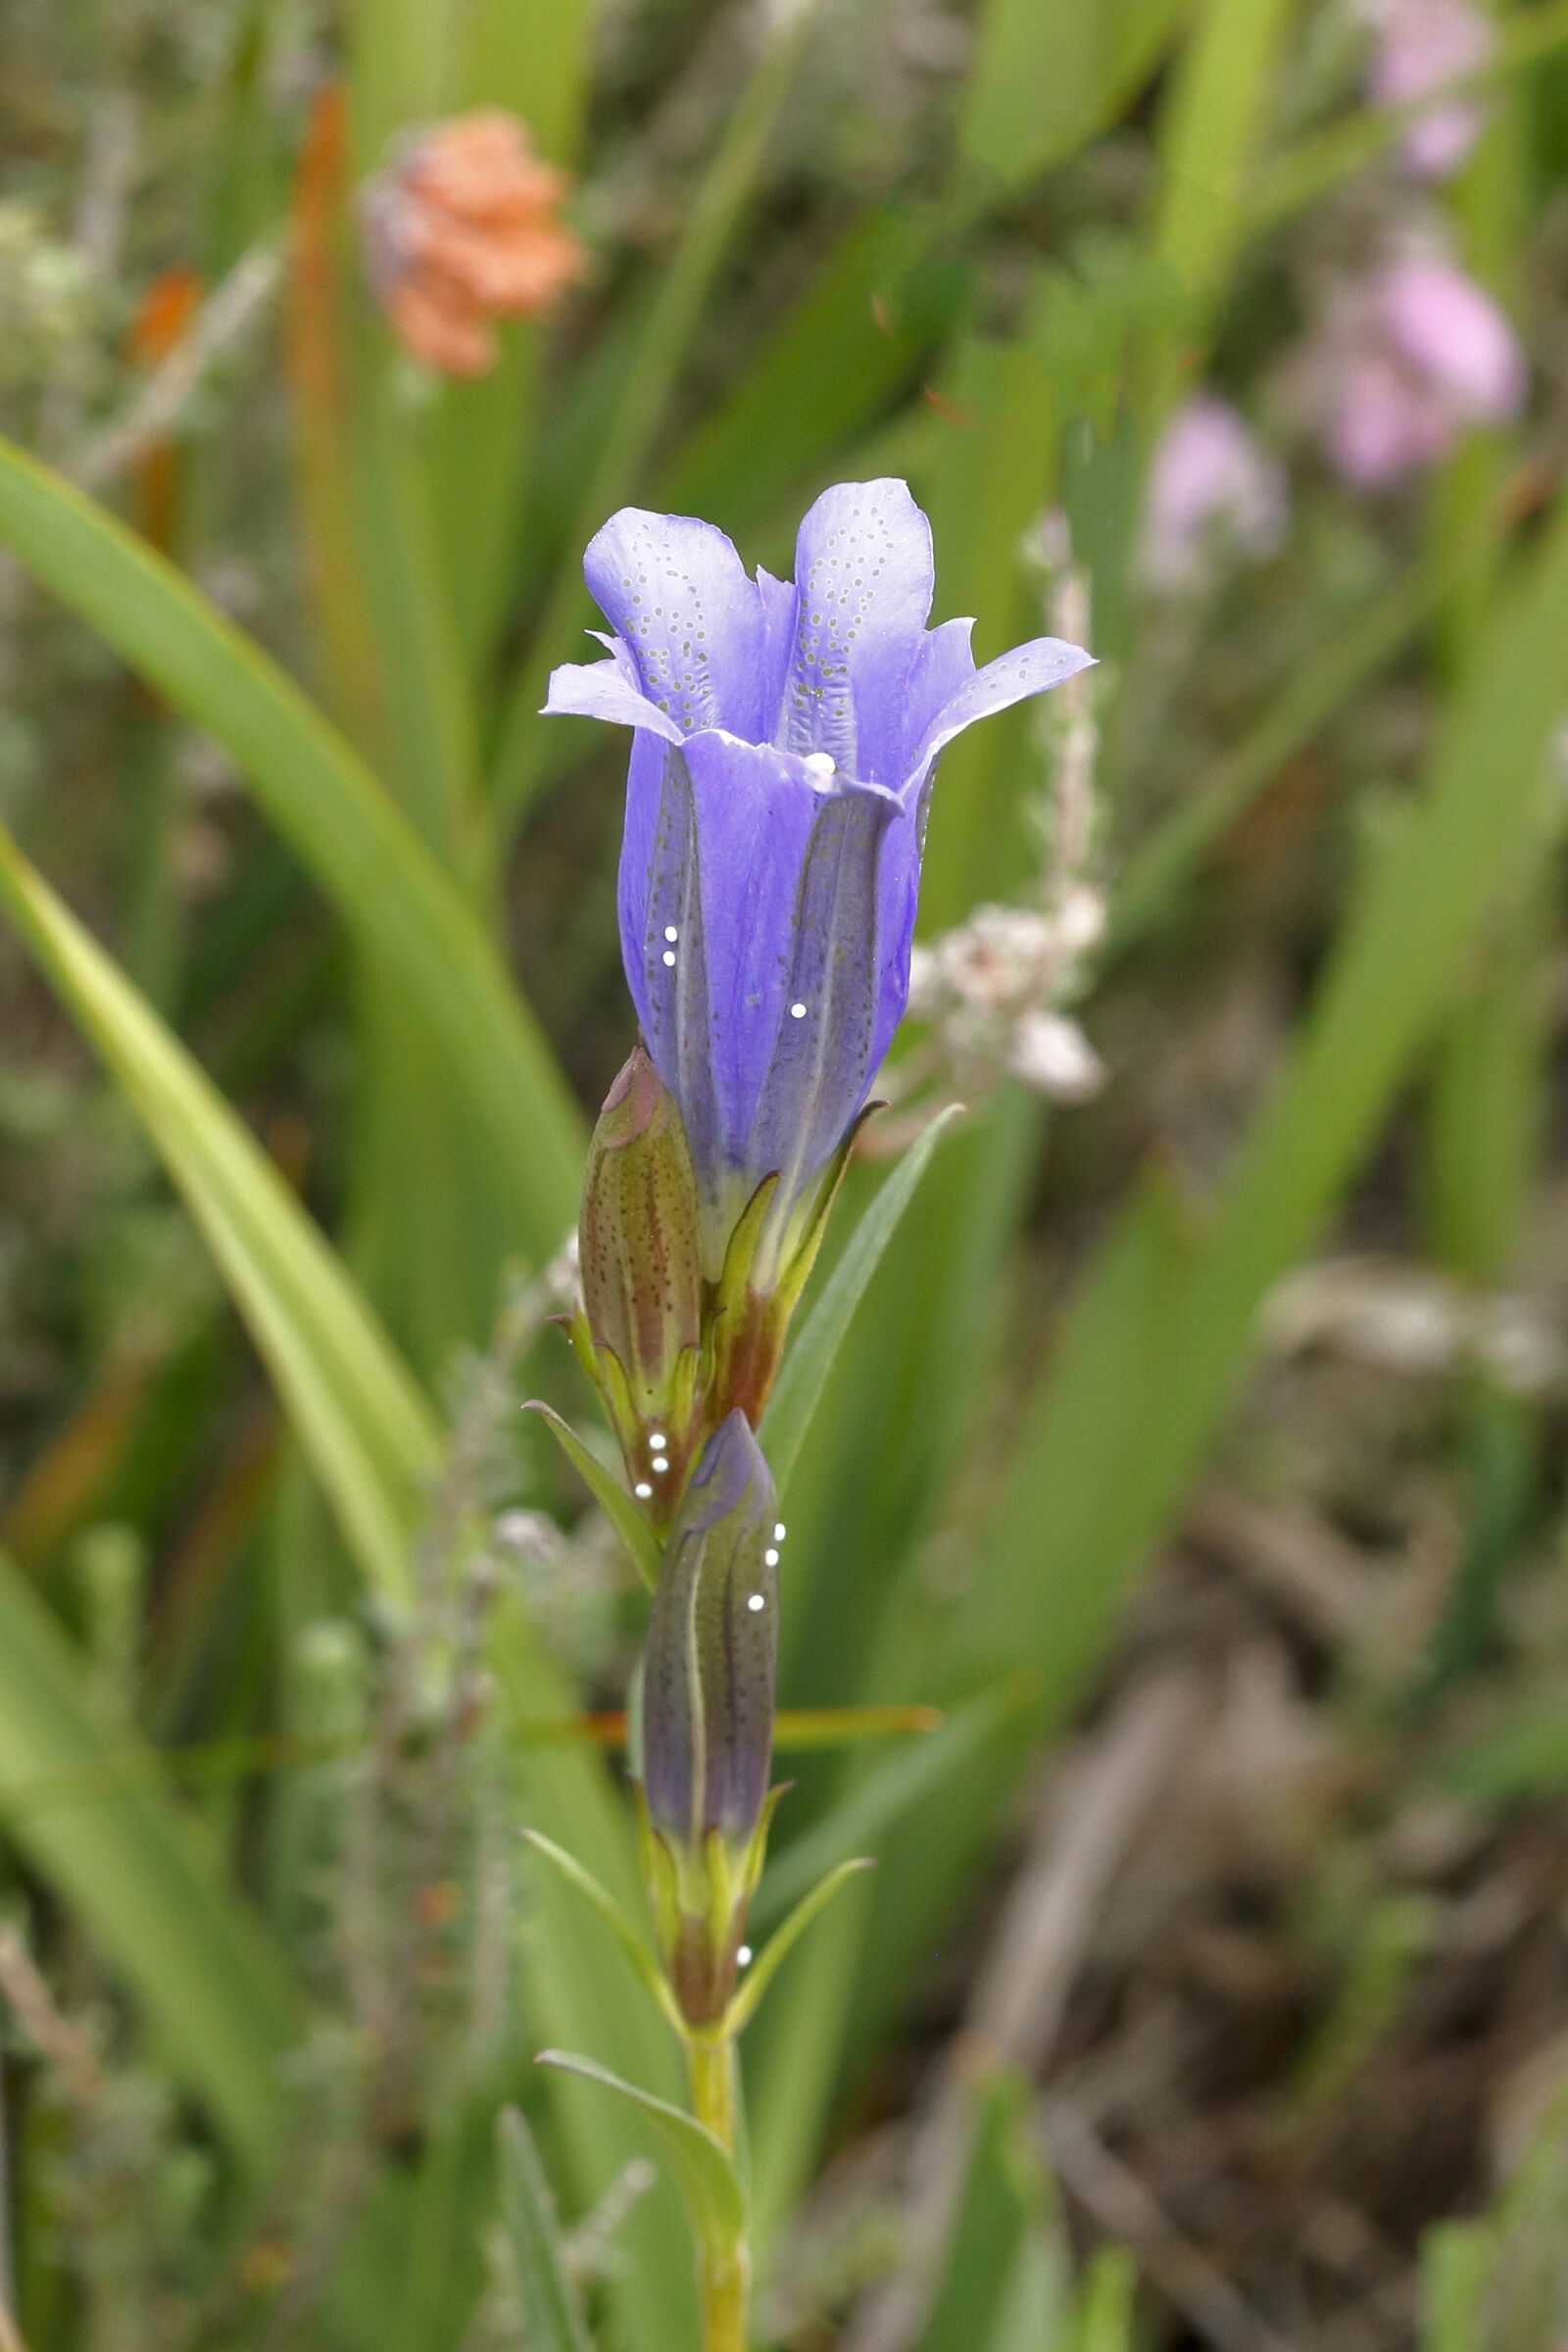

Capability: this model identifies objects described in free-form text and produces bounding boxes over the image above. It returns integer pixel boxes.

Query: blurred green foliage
[2,0,1568,2345]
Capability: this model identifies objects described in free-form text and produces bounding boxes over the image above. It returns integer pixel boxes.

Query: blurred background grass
[2,0,1568,2345]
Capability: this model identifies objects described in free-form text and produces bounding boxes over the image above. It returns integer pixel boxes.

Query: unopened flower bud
[637,1413,779,2025]
[575,1047,705,1518]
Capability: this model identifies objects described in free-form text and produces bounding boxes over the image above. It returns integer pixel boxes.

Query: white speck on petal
[790,1002,807,1019]
[804,751,837,787]
[738,1945,753,1966]
[634,1482,653,1498]
[650,1433,666,1448]
[764,1546,780,1567]
[773,1522,786,1541]
[747,1593,765,1612]
[662,949,677,967]
[663,926,679,943]
[652,1455,669,1475]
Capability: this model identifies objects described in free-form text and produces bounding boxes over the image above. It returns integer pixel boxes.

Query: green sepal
[774,1101,884,1321]
[634,1782,785,2030]
[522,1400,662,1591]
[721,1855,872,2036]
[701,1109,882,1431]
[521,1828,684,2035]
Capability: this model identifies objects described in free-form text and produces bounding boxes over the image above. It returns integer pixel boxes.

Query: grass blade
[0,434,583,1261]
[762,1106,964,1494]
[0,1547,299,2171]
[0,819,437,1605]
[496,2108,596,2352]
[489,0,823,816]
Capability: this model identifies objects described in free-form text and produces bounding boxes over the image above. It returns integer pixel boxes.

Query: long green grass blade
[0,819,437,1606]
[0,434,583,1261]
[496,2108,596,2352]
[490,0,824,816]
[762,1106,963,1494]
[0,1548,299,2172]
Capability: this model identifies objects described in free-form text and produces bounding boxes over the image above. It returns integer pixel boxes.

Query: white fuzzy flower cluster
[906,887,1106,1102]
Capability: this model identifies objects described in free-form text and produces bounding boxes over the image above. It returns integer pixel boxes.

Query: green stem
[688,2035,747,2352]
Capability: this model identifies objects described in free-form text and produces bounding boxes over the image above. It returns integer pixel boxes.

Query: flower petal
[542,646,685,741]
[779,479,934,781]
[756,565,798,743]
[908,634,1096,793]
[899,615,976,777]
[616,732,724,1199]
[681,732,906,1222]
[583,508,765,737]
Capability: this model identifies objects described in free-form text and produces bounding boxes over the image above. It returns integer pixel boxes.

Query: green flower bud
[637,1412,780,2025]
[575,1047,705,1519]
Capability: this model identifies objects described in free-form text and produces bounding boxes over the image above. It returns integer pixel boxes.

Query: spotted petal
[778,479,934,782]
[583,509,766,738]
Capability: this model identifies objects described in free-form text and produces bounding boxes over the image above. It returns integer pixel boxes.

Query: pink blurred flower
[1142,396,1288,590]
[1367,0,1494,181]
[1314,256,1525,489]
[361,110,585,376]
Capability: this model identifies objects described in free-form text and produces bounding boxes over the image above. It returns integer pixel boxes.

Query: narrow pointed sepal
[702,1105,877,1430]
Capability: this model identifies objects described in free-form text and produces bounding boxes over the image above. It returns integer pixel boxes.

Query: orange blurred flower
[361,109,585,377]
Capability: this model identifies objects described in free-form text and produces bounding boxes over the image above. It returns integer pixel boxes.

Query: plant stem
[688,2034,747,2352]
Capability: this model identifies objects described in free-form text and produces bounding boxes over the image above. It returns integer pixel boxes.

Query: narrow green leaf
[961,0,1187,189]
[659,207,956,538]
[523,1401,662,1591]
[1152,0,1305,309]
[916,2073,1054,2352]
[1420,2224,1493,2352]
[1140,0,1306,423]
[521,1830,679,2032]
[0,820,436,1605]
[0,434,583,1261]
[536,2051,746,2261]
[1071,2247,1140,2352]
[722,1858,872,2037]
[496,2108,596,2352]
[762,1106,964,1493]
[0,1548,299,2172]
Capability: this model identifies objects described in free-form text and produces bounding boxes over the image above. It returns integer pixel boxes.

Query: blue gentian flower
[545,479,1093,1280]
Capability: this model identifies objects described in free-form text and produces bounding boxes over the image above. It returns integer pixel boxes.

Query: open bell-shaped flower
[544,479,1094,1421]
[635,1410,779,2026]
